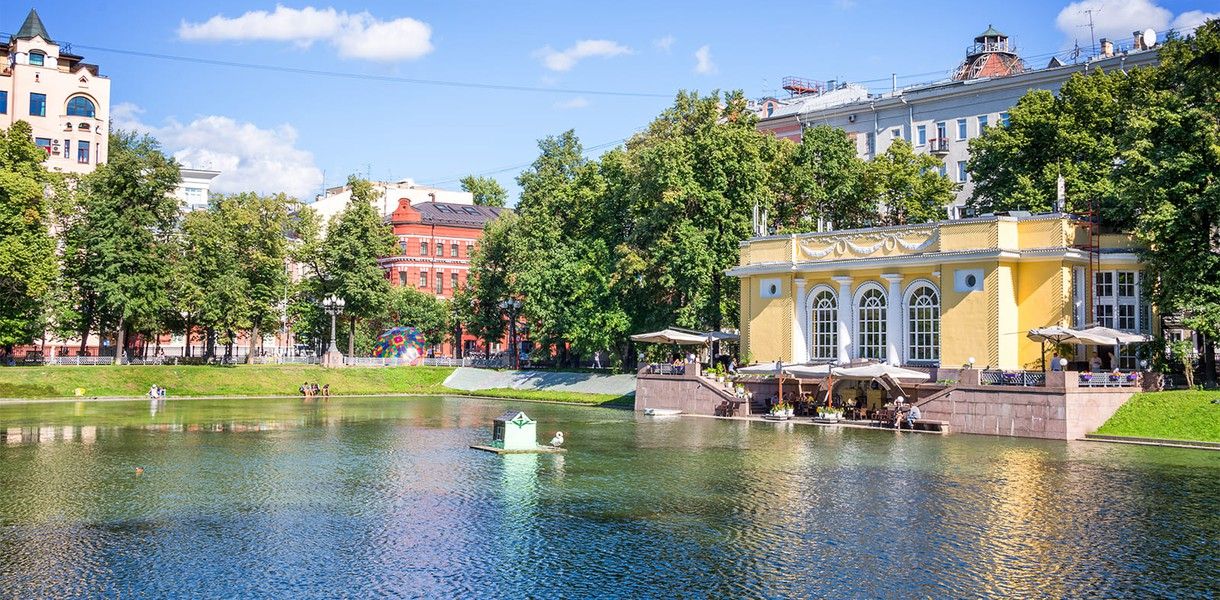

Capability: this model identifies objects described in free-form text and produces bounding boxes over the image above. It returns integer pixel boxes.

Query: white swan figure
[549,431,564,447]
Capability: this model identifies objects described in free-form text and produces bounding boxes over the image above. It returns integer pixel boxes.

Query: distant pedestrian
[1051,352,1062,371]
[322,384,330,399]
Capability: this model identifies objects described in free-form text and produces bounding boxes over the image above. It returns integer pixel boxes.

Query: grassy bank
[0,365,633,408]
[0,365,453,399]
[1095,390,1220,443]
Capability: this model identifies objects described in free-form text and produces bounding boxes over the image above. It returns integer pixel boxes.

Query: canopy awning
[1027,326,1080,344]
[736,362,832,378]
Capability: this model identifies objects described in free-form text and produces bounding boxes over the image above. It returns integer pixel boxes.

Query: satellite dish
[1142,28,1157,49]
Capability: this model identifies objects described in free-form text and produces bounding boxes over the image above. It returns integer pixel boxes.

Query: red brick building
[381,199,508,357]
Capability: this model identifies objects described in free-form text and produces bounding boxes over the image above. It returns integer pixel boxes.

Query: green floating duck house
[492,410,537,450]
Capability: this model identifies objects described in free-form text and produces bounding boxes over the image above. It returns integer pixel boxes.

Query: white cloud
[693,45,716,75]
[178,4,432,62]
[653,35,675,52]
[535,39,631,72]
[112,102,324,200]
[1055,0,1170,46]
[553,97,589,109]
[1171,10,1220,33]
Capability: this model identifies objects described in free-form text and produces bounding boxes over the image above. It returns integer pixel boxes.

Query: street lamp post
[321,294,346,368]
[180,310,191,358]
[498,298,522,370]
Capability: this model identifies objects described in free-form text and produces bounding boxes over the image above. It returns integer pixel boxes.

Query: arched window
[907,284,940,364]
[808,288,837,361]
[66,96,95,118]
[857,285,887,361]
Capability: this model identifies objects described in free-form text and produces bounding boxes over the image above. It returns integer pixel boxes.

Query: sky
[8,0,1217,203]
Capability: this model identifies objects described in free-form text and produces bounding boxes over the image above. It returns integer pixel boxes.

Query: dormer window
[78,123,90,131]
[28,51,44,66]
[64,123,72,131]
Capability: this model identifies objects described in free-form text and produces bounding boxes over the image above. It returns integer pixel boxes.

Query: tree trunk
[184,321,192,357]
[247,325,259,364]
[114,316,126,365]
[348,316,356,356]
[77,323,91,355]
[205,327,216,358]
[1203,332,1217,386]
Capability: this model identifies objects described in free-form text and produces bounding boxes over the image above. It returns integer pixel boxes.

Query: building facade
[309,179,474,225]
[381,199,508,357]
[174,168,222,211]
[754,26,1159,218]
[729,214,1152,371]
[1,9,109,174]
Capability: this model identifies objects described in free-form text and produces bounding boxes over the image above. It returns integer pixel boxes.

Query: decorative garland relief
[800,230,938,259]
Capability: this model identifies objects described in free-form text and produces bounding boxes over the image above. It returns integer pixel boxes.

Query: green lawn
[1095,390,1220,443]
[0,365,453,399]
[0,365,633,408]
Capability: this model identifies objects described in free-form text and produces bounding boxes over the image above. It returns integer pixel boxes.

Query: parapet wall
[916,371,1138,440]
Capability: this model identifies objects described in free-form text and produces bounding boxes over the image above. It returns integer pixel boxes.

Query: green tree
[0,121,56,352]
[776,125,872,230]
[460,175,509,207]
[466,211,516,357]
[324,176,396,355]
[1121,20,1220,382]
[861,139,955,225]
[967,69,1131,221]
[386,285,449,351]
[76,131,180,361]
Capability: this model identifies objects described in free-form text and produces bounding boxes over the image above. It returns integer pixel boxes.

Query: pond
[0,396,1216,598]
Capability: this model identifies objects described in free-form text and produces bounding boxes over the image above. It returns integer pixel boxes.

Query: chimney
[1100,38,1114,57]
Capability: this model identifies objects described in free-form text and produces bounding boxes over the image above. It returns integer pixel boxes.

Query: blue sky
[9,0,1217,202]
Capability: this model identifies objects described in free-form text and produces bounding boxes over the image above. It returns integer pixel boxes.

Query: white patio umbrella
[1072,326,1151,346]
[629,328,711,346]
[1028,326,1082,371]
[831,363,931,396]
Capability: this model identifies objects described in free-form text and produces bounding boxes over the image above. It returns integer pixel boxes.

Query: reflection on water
[0,396,1216,598]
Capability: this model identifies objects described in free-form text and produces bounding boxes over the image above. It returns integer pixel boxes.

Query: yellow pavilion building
[728,213,1152,371]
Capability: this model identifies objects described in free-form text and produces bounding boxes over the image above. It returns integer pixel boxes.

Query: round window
[769,284,778,296]
[965,274,977,288]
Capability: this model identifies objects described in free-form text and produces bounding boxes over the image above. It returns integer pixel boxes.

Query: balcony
[927,138,950,155]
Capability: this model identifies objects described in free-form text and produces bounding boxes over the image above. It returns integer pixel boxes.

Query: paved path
[443,368,636,396]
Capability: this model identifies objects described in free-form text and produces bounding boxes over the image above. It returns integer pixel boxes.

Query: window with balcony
[935,121,947,139]
[29,93,46,117]
[66,96,96,118]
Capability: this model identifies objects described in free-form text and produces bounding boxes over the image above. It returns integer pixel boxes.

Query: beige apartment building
[1,9,110,174]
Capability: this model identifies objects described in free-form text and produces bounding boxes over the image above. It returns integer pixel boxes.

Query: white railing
[421,357,466,367]
[250,355,319,365]
[44,355,115,366]
[980,370,1046,387]
[1078,372,1140,388]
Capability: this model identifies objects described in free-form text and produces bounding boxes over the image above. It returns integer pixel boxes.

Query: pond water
[0,396,1216,598]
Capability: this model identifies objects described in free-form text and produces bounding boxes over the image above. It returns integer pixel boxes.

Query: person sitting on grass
[322,384,330,399]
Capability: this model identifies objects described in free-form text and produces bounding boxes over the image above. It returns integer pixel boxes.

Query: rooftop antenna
[1081,7,1101,57]
[1070,40,1083,64]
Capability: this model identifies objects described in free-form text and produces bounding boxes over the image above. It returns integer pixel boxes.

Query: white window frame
[956,118,968,140]
[854,283,887,362]
[806,285,838,362]
[916,125,927,146]
[905,281,940,365]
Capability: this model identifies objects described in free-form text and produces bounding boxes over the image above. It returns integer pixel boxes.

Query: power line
[3,33,673,99]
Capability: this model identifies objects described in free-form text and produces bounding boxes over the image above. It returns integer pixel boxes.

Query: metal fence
[979,370,1046,387]
[1078,372,1140,388]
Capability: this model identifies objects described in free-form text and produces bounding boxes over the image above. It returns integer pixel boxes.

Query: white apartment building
[755,26,1160,219]
[308,178,474,225]
[0,9,110,174]
[174,168,222,212]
